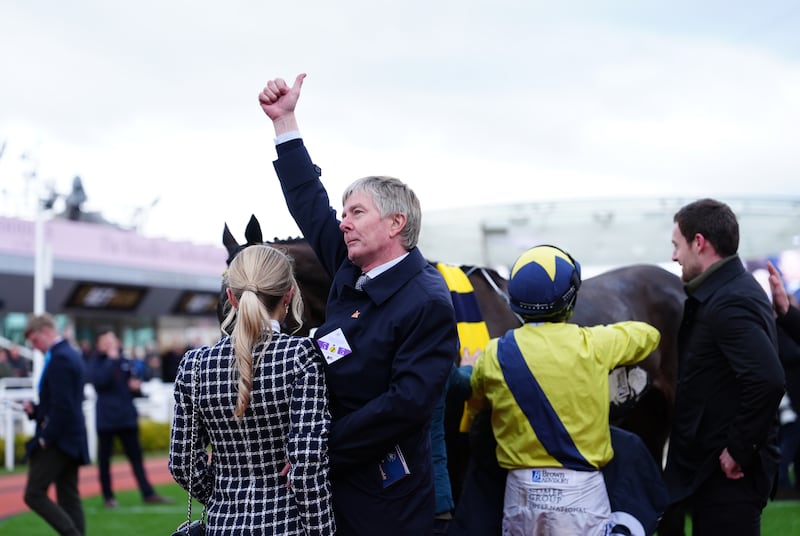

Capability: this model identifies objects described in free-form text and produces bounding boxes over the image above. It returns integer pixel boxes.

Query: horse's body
[222,220,686,534]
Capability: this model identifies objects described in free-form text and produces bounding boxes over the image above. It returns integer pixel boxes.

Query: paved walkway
[0,456,174,520]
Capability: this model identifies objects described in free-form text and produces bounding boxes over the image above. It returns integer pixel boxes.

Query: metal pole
[33,198,46,315]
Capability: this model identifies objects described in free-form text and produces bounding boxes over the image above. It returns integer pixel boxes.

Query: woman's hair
[220,245,303,418]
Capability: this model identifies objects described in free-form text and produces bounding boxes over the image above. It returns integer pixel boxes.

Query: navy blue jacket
[274,139,458,535]
[26,339,90,464]
[87,353,139,431]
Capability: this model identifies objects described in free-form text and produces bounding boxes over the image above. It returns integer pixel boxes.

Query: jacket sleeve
[272,140,347,278]
[287,343,336,536]
[714,296,785,468]
[168,351,213,504]
[448,364,474,402]
[592,321,661,369]
[777,305,800,346]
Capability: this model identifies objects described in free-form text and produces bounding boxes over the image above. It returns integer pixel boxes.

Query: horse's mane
[269,236,306,245]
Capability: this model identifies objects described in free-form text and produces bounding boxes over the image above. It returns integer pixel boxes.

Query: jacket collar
[335,247,427,306]
[685,255,744,302]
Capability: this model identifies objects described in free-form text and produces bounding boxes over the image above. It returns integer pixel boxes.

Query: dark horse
[222,216,686,534]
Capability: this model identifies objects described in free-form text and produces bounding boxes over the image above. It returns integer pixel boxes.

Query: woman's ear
[226,287,238,308]
[284,286,295,306]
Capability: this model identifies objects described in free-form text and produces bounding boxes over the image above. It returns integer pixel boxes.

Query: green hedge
[0,434,30,464]
[0,419,171,466]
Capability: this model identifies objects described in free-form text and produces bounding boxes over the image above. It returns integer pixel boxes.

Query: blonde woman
[169,245,334,535]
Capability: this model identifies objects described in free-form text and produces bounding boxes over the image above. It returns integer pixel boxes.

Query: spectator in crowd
[767,260,800,498]
[769,260,800,343]
[467,244,661,535]
[7,344,32,377]
[144,348,162,382]
[259,73,458,535]
[665,198,785,533]
[160,342,182,383]
[0,347,13,378]
[22,313,90,536]
[169,244,334,534]
[87,327,173,508]
[432,348,479,535]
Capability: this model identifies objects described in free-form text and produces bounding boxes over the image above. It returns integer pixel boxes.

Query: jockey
[467,245,662,536]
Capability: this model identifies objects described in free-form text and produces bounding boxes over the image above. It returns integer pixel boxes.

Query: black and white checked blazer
[169,332,335,535]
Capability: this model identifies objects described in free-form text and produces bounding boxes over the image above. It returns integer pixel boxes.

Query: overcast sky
[1,1,799,247]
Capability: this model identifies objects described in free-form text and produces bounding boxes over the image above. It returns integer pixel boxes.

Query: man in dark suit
[665,199,785,535]
[23,314,90,536]
[259,73,459,535]
[87,327,172,508]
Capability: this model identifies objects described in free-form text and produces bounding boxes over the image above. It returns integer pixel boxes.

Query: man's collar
[363,252,409,279]
[685,255,742,297]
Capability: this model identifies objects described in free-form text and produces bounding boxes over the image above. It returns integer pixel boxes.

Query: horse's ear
[244,214,264,246]
[222,223,241,263]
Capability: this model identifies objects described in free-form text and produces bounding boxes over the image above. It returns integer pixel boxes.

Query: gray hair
[342,176,421,250]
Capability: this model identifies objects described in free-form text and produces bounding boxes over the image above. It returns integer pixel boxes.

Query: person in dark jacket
[259,73,459,536]
[767,260,800,497]
[22,313,90,536]
[768,260,800,344]
[87,327,172,508]
[665,198,785,534]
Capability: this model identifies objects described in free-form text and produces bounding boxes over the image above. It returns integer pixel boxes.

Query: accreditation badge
[316,328,352,365]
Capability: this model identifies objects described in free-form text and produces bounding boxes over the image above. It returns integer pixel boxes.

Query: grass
[762,500,800,533]
[677,499,800,534]
[1,483,799,535]
[0,483,203,535]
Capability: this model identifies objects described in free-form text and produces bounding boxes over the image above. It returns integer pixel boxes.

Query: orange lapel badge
[351,310,361,318]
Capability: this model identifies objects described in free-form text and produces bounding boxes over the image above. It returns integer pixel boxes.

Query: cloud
[1,1,799,247]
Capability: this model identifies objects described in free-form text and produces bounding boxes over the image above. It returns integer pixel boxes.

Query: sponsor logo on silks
[531,469,568,484]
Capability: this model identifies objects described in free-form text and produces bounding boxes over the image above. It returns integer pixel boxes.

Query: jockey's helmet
[508,244,582,321]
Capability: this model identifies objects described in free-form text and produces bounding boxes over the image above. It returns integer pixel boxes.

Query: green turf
[1,484,798,535]
[676,499,800,534]
[0,483,202,535]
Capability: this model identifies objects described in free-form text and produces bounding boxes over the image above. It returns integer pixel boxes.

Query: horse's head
[219,215,331,336]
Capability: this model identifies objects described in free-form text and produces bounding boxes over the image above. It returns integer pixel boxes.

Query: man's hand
[128,377,142,393]
[719,448,744,480]
[258,74,306,135]
[767,261,789,316]
[460,347,481,367]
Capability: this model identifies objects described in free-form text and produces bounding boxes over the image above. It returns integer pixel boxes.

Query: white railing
[0,377,36,471]
[1,378,175,471]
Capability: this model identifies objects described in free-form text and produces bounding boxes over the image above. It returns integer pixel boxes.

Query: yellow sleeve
[601,321,661,368]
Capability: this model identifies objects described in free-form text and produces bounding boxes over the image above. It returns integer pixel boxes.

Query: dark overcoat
[664,256,785,503]
[274,139,458,536]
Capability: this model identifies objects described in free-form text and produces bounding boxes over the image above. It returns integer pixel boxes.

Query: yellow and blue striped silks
[436,263,490,432]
